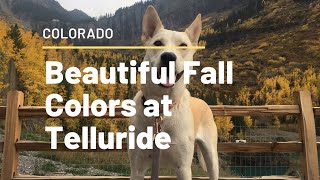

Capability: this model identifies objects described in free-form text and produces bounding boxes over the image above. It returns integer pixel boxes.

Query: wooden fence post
[8,59,17,91]
[295,91,319,180]
[1,91,24,180]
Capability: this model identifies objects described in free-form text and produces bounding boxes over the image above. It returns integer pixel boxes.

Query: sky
[56,0,146,18]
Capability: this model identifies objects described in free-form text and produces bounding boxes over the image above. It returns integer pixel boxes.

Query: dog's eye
[180,43,188,47]
[154,41,163,46]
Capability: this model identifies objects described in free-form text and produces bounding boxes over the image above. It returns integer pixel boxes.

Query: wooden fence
[0,90,319,180]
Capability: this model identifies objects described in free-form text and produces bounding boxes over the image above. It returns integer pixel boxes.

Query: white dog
[129,6,219,180]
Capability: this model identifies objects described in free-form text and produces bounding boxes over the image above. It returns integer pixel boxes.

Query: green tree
[6,24,26,51]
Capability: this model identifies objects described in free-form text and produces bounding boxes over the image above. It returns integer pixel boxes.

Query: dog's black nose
[161,52,177,63]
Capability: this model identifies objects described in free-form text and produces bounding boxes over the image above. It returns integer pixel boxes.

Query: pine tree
[6,24,26,51]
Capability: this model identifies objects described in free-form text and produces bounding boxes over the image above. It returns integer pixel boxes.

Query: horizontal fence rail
[0,141,317,153]
[15,105,305,117]
[0,105,319,119]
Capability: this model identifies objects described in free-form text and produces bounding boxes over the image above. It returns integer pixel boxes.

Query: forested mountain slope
[191,0,320,107]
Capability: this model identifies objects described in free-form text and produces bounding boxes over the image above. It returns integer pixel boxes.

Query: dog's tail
[196,144,207,172]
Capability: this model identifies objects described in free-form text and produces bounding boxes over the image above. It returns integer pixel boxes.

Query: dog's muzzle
[157,52,184,88]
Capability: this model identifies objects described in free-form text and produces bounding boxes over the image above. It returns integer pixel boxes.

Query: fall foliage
[0,14,319,141]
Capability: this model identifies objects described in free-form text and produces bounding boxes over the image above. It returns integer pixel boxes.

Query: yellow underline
[42,46,206,50]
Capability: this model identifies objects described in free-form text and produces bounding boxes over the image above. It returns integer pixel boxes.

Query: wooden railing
[0,90,319,180]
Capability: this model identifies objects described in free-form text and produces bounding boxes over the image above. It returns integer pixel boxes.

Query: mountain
[0,0,25,25]
[96,0,247,43]
[69,9,92,22]
[0,0,10,14]
[7,0,93,23]
[2,0,247,44]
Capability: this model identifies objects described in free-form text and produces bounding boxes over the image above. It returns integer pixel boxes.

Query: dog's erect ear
[185,14,202,45]
[141,6,164,42]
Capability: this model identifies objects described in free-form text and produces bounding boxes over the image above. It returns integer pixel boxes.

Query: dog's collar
[141,95,178,114]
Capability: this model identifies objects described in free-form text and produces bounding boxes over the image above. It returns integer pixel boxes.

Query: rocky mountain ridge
[1,0,247,44]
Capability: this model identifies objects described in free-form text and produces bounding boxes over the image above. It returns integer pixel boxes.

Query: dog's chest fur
[131,90,196,167]
[132,90,194,135]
